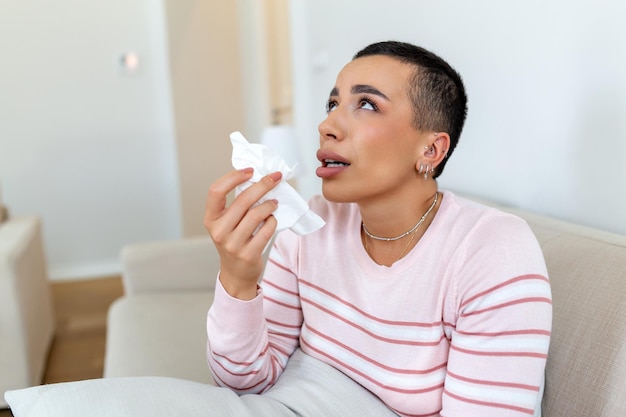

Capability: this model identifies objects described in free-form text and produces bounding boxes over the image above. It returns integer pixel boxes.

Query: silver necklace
[362,192,438,242]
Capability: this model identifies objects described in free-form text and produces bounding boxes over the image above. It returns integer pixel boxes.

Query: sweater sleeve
[206,231,303,394]
[441,212,552,417]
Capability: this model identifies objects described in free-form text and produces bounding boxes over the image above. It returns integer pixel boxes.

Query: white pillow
[5,350,399,417]
[4,376,251,417]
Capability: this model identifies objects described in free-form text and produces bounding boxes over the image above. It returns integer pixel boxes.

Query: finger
[216,198,278,252]
[206,171,283,249]
[243,213,278,257]
[231,199,279,245]
[215,202,277,278]
[222,171,283,228]
[205,168,254,223]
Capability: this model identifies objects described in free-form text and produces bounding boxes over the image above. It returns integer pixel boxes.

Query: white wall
[290,0,626,235]
[0,0,181,279]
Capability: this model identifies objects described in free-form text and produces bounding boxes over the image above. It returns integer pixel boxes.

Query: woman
[204,41,552,417]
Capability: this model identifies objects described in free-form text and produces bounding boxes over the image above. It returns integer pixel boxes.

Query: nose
[318,109,344,142]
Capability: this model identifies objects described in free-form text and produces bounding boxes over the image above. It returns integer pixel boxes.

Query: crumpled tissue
[230,131,325,236]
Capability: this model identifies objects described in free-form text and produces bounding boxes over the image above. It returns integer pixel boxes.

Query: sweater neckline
[352,190,451,274]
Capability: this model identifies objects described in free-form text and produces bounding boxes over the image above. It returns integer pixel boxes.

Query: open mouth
[316,150,351,178]
[324,159,350,168]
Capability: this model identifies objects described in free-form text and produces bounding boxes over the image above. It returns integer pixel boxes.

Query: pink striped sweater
[207,191,552,417]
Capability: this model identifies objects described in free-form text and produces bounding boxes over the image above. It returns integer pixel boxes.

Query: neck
[358,183,440,239]
[359,186,442,267]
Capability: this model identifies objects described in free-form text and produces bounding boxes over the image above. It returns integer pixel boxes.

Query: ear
[426,133,450,168]
[416,132,451,178]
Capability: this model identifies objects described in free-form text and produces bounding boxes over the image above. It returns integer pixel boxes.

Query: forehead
[333,55,414,96]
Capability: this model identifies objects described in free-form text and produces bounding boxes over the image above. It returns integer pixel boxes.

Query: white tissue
[230,131,325,236]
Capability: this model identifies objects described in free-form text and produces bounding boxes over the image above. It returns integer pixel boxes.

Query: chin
[321,182,357,203]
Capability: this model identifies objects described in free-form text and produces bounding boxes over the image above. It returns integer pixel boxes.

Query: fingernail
[241,167,254,175]
[268,172,282,182]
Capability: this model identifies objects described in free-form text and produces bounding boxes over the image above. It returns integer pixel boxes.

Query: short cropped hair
[353,41,468,178]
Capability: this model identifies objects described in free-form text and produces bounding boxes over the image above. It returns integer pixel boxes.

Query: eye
[358,97,378,111]
[325,99,338,113]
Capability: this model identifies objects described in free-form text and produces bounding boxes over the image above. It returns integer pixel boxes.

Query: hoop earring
[418,163,432,180]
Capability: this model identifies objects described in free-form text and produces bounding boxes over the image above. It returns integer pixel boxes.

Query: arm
[204,168,301,393]
[206,233,303,393]
[442,214,552,417]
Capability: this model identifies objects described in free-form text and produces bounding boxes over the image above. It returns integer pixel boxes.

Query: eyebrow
[328,85,390,100]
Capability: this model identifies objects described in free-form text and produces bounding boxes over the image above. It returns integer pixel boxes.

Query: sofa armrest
[0,216,55,407]
[121,236,220,295]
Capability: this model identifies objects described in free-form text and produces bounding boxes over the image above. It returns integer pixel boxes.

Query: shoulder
[439,193,550,319]
[439,190,548,287]
[437,191,547,280]
[440,191,536,246]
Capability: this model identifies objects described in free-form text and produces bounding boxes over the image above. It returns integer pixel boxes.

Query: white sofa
[5,196,626,416]
[104,236,219,385]
[0,216,55,408]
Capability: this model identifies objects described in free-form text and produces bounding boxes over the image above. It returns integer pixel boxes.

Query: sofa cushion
[104,291,215,384]
[539,231,626,417]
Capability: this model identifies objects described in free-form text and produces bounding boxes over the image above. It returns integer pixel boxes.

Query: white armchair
[0,216,55,408]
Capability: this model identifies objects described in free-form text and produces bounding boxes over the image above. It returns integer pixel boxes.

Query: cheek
[355,126,418,168]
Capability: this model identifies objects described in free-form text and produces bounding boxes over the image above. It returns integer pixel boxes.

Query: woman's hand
[204,168,282,300]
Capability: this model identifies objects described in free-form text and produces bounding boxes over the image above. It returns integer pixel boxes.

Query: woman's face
[317,55,430,204]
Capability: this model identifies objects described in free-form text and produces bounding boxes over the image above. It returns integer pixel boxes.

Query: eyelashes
[358,96,378,111]
[325,99,338,113]
[325,95,379,113]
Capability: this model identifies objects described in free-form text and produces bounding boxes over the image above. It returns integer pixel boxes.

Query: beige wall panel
[165,0,245,237]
